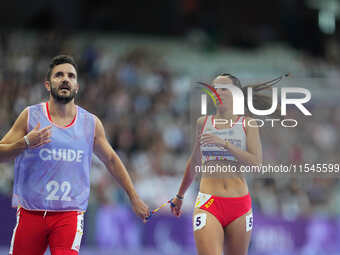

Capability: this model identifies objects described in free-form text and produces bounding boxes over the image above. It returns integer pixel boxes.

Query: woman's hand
[200,134,226,148]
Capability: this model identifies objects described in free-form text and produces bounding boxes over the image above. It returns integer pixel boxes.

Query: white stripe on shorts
[9,208,21,255]
[71,212,84,252]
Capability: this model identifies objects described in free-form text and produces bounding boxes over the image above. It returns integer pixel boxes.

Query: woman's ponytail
[219,73,289,119]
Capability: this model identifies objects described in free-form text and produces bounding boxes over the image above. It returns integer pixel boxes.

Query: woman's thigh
[193,208,225,255]
[224,209,253,255]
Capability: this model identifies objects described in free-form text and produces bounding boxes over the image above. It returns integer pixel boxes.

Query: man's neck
[48,98,76,118]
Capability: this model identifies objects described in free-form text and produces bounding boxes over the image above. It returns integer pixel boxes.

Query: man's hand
[26,123,52,148]
[130,196,150,222]
[170,197,182,217]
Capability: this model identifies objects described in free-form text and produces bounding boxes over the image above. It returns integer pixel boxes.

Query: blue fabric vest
[13,103,95,211]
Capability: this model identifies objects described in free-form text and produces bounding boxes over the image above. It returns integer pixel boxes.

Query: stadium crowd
[0,31,339,233]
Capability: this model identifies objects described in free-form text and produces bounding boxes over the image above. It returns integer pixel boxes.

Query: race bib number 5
[246,213,253,232]
[193,213,207,231]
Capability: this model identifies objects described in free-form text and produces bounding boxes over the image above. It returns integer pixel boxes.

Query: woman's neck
[215,108,233,120]
[214,109,240,127]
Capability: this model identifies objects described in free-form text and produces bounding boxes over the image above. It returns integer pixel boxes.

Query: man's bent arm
[0,109,52,162]
[0,109,28,162]
[0,139,27,162]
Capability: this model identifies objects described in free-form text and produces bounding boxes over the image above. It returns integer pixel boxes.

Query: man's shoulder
[76,105,97,122]
[24,103,44,114]
[77,105,94,116]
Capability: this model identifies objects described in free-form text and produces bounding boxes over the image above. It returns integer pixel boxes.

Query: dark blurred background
[1,0,339,57]
[1,1,340,255]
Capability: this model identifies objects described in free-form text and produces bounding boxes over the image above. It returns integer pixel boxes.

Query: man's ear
[44,81,51,92]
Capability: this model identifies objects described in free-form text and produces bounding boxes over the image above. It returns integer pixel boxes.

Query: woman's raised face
[213,76,235,107]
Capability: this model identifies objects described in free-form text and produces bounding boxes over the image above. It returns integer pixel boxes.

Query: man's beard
[50,86,77,104]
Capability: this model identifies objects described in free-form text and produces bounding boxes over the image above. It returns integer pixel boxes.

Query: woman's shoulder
[242,116,261,135]
[196,115,209,129]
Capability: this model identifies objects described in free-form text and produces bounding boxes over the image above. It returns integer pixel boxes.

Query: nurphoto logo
[199,82,312,128]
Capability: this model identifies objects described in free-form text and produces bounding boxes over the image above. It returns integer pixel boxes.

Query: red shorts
[9,207,84,255]
[194,192,252,228]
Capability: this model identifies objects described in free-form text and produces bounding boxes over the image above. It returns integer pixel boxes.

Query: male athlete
[0,55,150,255]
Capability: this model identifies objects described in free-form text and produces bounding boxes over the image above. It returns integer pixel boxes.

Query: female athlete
[170,73,283,255]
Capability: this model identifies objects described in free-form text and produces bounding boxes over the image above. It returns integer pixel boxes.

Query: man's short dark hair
[46,55,78,81]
